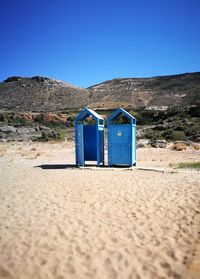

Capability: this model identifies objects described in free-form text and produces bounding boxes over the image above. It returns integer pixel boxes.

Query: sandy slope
[0,142,200,279]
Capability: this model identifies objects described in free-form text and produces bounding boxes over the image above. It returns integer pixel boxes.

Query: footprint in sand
[104,258,118,279]
[66,263,75,274]
[0,265,11,278]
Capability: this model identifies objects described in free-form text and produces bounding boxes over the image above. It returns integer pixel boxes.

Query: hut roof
[107,108,136,124]
[74,107,104,123]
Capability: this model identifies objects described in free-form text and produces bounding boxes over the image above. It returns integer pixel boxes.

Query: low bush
[35,130,62,141]
[34,114,45,124]
[188,106,200,117]
[0,112,6,122]
[11,116,28,125]
[143,129,164,140]
[164,130,186,141]
[177,161,200,169]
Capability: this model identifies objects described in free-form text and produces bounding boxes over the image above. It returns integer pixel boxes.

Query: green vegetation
[33,130,64,142]
[164,130,186,141]
[131,106,200,125]
[66,115,74,127]
[34,113,44,123]
[133,106,200,142]
[177,162,200,170]
[141,128,187,141]
[142,129,164,140]
[34,113,67,128]
[0,105,199,143]
[10,116,28,125]
[172,162,200,169]
[0,111,29,125]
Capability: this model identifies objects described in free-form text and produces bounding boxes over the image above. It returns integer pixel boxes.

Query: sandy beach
[0,141,200,279]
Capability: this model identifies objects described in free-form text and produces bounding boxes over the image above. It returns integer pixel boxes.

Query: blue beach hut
[107,108,136,167]
[74,108,104,166]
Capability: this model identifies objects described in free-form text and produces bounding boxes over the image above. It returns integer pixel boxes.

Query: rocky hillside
[0,76,89,111]
[88,72,200,109]
[0,72,200,112]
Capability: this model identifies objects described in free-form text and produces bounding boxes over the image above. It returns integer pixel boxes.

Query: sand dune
[0,142,200,279]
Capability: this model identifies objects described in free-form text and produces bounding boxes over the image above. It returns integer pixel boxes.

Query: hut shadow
[35,164,134,170]
[35,164,78,170]
[35,164,104,170]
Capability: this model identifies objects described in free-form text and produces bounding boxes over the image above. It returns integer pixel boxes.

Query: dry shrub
[31,152,41,159]
[26,152,41,159]
[193,144,200,150]
[172,142,187,151]
[0,146,7,157]
[16,147,40,159]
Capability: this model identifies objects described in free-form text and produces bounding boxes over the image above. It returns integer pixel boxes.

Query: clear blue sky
[0,0,200,87]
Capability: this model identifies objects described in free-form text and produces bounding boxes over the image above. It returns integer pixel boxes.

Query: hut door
[75,124,84,166]
[109,125,131,165]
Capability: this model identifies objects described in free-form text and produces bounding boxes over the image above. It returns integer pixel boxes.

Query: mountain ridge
[87,72,200,88]
[0,72,200,112]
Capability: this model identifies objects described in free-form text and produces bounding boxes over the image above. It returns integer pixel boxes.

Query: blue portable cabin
[74,108,104,166]
[107,108,136,167]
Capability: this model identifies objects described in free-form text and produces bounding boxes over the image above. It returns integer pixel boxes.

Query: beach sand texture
[0,142,200,279]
